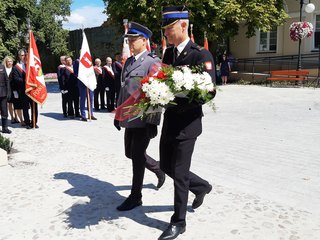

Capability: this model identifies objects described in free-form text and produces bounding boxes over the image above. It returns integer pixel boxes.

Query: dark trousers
[0,96,8,119]
[160,135,209,226]
[61,92,68,115]
[94,85,105,109]
[29,98,38,126]
[67,89,79,116]
[106,88,115,111]
[124,128,160,199]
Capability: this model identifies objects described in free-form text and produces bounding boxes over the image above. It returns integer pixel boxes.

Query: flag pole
[87,87,91,120]
[26,18,36,129]
[190,23,195,43]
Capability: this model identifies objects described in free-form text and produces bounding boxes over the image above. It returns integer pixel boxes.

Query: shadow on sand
[54,172,171,230]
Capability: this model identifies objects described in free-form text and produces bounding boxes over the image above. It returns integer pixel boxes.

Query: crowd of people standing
[56,53,123,121]
[0,49,40,134]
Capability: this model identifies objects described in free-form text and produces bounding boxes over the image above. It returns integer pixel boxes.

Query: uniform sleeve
[198,49,216,84]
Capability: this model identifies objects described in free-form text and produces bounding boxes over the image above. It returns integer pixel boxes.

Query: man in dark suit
[0,63,11,133]
[103,57,116,112]
[61,56,80,118]
[114,22,165,211]
[158,6,216,240]
[57,55,68,117]
[93,58,105,111]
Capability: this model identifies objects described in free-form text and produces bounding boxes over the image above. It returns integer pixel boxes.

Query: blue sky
[63,0,106,30]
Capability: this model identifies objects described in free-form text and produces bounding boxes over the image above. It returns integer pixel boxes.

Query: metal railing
[229,53,320,86]
[232,53,319,73]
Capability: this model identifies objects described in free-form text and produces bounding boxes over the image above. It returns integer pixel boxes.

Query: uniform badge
[205,61,212,70]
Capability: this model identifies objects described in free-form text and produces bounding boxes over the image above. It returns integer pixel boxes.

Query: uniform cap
[125,22,152,39]
[162,6,189,28]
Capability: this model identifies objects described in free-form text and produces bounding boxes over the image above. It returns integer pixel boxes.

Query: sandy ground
[0,83,320,240]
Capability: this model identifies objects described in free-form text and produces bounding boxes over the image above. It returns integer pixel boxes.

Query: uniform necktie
[173,47,178,64]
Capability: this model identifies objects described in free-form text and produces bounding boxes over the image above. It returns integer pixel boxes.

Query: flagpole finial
[27,18,31,31]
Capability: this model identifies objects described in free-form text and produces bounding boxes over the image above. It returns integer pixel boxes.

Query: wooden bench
[266,70,309,86]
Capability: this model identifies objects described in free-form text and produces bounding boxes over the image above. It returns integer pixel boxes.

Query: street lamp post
[297,0,315,70]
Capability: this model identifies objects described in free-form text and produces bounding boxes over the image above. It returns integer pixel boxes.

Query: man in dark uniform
[103,57,116,112]
[93,58,105,111]
[158,6,216,240]
[114,22,165,211]
[61,56,80,118]
[57,55,68,117]
[0,63,11,133]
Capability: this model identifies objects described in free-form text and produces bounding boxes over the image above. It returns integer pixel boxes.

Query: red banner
[26,31,47,105]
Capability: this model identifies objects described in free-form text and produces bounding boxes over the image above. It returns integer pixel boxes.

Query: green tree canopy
[104,0,288,46]
[0,0,71,61]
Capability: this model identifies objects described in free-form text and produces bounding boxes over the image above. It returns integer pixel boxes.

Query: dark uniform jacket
[112,61,122,93]
[162,40,216,139]
[11,63,26,96]
[102,65,115,91]
[94,66,104,88]
[0,64,9,98]
[57,64,65,90]
[61,66,78,93]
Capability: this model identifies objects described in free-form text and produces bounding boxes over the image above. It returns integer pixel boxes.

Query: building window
[314,15,320,48]
[257,28,277,52]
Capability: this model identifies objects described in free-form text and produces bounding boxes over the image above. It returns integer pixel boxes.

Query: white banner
[78,31,96,91]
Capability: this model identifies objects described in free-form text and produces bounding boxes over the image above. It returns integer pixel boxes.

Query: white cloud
[63,6,106,30]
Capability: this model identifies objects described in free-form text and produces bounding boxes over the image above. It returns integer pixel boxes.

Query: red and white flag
[122,20,131,64]
[190,24,195,43]
[204,31,209,50]
[78,31,96,91]
[146,38,151,52]
[26,31,47,105]
[162,36,167,59]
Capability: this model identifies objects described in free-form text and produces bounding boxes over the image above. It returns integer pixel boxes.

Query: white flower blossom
[172,70,184,91]
[142,79,174,106]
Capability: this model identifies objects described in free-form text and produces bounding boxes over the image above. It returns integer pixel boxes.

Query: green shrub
[0,134,13,153]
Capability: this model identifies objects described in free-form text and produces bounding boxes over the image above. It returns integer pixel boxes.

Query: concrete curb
[0,148,8,167]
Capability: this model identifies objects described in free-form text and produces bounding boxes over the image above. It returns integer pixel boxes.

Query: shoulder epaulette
[148,53,158,58]
[191,43,203,51]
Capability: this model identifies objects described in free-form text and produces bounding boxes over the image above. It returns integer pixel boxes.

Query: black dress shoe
[2,128,12,134]
[117,197,142,211]
[156,171,166,189]
[80,117,87,122]
[90,116,97,120]
[192,184,212,209]
[158,224,186,240]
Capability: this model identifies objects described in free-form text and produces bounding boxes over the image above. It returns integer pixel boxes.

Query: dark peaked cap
[162,5,189,28]
[125,22,152,39]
